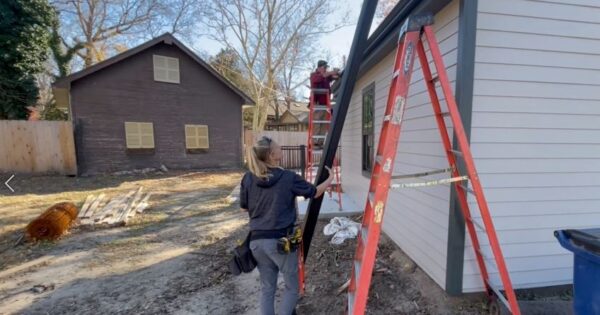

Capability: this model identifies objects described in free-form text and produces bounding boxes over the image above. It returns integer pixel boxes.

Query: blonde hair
[247,136,276,179]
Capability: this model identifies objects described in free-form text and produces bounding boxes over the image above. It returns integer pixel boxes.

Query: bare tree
[204,0,349,131]
[52,0,202,68]
[376,0,400,19]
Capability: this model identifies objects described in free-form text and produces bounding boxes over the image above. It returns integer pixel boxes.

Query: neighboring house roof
[53,33,254,105]
[276,109,309,125]
[266,100,309,117]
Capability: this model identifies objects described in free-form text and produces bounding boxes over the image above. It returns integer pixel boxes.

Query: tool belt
[277,226,302,255]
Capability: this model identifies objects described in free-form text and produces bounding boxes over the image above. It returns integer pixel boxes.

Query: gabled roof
[53,33,254,104]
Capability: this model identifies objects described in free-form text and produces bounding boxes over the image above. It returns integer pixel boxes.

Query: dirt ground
[0,170,570,314]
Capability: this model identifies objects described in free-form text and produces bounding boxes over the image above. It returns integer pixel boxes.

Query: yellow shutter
[153,55,180,83]
[125,122,154,149]
[185,125,209,149]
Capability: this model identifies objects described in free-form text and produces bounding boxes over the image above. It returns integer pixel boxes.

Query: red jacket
[310,71,334,105]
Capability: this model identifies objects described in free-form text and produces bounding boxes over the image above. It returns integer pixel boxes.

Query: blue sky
[196,0,380,68]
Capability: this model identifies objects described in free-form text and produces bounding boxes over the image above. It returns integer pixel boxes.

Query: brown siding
[70,43,244,174]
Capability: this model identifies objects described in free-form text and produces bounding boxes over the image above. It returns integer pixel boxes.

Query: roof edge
[53,33,254,105]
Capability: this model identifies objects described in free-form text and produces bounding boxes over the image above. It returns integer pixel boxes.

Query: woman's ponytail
[246,137,274,179]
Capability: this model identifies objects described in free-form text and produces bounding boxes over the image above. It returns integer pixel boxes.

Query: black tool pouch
[228,232,257,275]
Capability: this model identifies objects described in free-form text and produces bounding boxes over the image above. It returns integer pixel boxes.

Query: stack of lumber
[78,187,151,226]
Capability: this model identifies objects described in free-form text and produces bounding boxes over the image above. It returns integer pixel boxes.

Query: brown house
[53,33,253,175]
[264,101,309,131]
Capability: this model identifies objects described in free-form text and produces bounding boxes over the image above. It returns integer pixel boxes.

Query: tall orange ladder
[346,15,521,315]
[306,88,342,209]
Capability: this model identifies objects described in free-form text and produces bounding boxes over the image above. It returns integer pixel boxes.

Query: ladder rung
[467,217,486,233]
[448,149,463,157]
[458,184,476,195]
[429,75,440,83]
[361,226,368,245]
[311,149,323,154]
[438,112,450,117]
[354,260,361,285]
[312,135,327,139]
[312,106,330,111]
[475,247,499,274]
[391,167,453,180]
[311,88,330,94]
[485,278,512,312]
[390,176,468,189]
[312,120,330,124]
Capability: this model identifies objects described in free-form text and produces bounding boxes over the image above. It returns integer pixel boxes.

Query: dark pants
[250,238,299,315]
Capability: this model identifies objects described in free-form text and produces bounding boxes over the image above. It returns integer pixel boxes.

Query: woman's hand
[324,166,335,184]
[315,166,336,198]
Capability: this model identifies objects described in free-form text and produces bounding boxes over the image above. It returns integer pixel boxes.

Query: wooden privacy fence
[244,130,308,147]
[0,120,77,175]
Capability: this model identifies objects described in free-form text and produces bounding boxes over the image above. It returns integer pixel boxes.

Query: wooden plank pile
[77,187,151,226]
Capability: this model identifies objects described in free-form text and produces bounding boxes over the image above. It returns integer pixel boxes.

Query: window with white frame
[124,122,155,149]
[185,124,209,149]
[153,55,180,83]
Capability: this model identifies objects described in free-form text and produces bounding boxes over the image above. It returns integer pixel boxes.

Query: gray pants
[249,238,299,315]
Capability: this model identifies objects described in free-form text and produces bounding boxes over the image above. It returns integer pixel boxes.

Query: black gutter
[301,0,378,260]
[332,0,452,93]
[445,0,478,295]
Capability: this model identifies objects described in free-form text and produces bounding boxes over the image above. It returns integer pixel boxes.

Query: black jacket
[240,168,316,232]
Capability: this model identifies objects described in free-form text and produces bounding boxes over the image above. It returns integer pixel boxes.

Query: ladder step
[439,112,450,117]
[430,75,440,83]
[448,149,463,157]
[467,216,487,232]
[354,260,361,284]
[311,88,330,94]
[390,176,468,189]
[348,291,355,314]
[485,278,512,312]
[312,120,331,124]
[458,184,476,195]
[312,106,330,111]
[312,135,327,139]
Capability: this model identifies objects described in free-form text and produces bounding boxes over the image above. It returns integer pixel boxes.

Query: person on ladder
[309,60,340,149]
[240,136,335,315]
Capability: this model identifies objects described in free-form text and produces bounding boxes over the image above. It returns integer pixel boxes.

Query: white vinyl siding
[341,0,459,289]
[124,122,154,149]
[153,55,180,83]
[463,0,600,292]
[185,124,209,149]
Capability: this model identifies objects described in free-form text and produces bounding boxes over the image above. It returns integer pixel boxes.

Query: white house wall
[463,0,600,292]
[341,0,459,289]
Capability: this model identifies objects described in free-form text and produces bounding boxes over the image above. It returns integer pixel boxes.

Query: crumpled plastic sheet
[323,217,361,245]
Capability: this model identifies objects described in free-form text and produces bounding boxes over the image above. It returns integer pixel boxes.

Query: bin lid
[565,228,600,255]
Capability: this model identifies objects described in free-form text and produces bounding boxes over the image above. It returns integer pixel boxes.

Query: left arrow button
[4,174,15,192]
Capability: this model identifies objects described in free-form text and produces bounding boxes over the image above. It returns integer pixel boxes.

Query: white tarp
[323,217,361,245]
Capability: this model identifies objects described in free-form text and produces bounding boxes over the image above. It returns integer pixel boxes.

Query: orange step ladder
[346,15,521,315]
[306,88,343,209]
